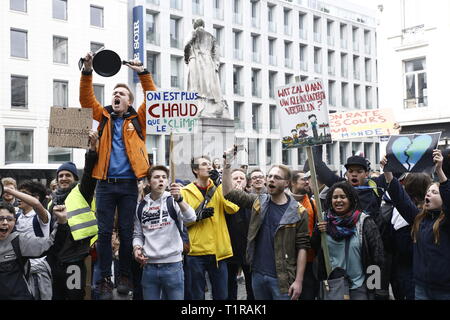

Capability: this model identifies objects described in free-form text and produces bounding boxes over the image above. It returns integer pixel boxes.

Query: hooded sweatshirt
[133,191,196,264]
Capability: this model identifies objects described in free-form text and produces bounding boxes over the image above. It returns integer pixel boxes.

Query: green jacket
[225,190,310,293]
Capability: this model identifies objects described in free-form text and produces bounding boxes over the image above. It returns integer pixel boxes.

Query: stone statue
[184,18,230,118]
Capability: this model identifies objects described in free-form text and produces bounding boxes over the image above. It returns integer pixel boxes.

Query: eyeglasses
[0,216,15,222]
[251,175,265,180]
[267,174,286,181]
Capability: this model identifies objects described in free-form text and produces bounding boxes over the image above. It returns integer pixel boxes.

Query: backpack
[15,211,44,238]
[137,196,190,254]
[98,105,144,140]
[374,196,395,253]
[11,236,31,281]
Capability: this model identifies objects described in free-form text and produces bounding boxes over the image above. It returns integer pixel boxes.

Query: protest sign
[146,91,200,134]
[48,107,92,148]
[330,109,399,140]
[384,132,441,174]
[276,79,332,149]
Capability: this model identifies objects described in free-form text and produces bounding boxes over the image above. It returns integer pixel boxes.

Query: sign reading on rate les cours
[329,109,399,140]
[276,79,332,149]
[146,91,200,134]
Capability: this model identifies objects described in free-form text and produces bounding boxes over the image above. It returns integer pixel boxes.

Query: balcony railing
[170,0,182,10]
[365,44,371,54]
[285,58,293,68]
[353,70,360,80]
[300,60,307,71]
[252,17,260,28]
[284,25,292,36]
[170,37,183,49]
[341,39,347,49]
[269,55,277,66]
[404,96,428,109]
[233,13,243,25]
[314,63,322,73]
[268,21,277,33]
[147,32,160,45]
[252,122,262,132]
[327,35,334,46]
[234,120,245,131]
[233,49,243,60]
[365,73,371,82]
[214,8,224,20]
[314,32,321,42]
[299,29,307,40]
[233,84,243,96]
[328,66,335,76]
[252,52,261,63]
[353,42,359,52]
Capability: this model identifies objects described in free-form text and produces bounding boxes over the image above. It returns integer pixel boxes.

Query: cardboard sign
[146,91,200,134]
[276,79,332,149]
[384,132,441,174]
[330,109,399,140]
[48,107,92,148]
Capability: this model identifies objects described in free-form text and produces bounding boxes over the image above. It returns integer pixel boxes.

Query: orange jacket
[297,195,317,263]
[79,72,157,180]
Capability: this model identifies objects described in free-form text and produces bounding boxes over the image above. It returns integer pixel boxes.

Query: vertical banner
[276,79,332,149]
[132,5,144,83]
[384,132,441,174]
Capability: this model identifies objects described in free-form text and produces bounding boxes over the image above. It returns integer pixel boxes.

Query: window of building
[233,0,242,24]
[171,0,182,10]
[233,30,242,60]
[269,72,276,99]
[353,55,360,79]
[269,104,278,130]
[234,102,244,130]
[170,17,182,49]
[341,82,348,107]
[340,23,347,49]
[354,84,361,108]
[328,50,335,76]
[314,47,322,73]
[53,36,68,64]
[252,103,261,131]
[339,142,349,165]
[327,20,334,46]
[341,53,348,78]
[268,4,276,33]
[364,30,371,54]
[251,0,259,28]
[10,29,27,58]
[313,16,321,42]
[218,63,225,94]
[251,34,260,63]
[53,0,67,20]
[364,143,372,163]
[90,42,104,53]
[366,86,373,109]
[284,8,291,35]
[296,148,305,165]
[299,12,307,40]
[328,80,335,106]
[326,143,334,165]
[213,26,224,56]
[300,44,307,71]
[147,51,160,87]
[282,149,291,165]
[352,27,359,51]
[11,75,28,109]
[269,38,276,66]
[48,147,72,163]
[170,55,182,89]
[146,12,159,45]
[285,73,293,85]
[365,58,371,82]
[10,0,27,12]
[251,69,260,98]
[53,80,68,107]
[233,65,242,95]
[90,5,104,27]
[5,129,33,163]
[266,139,273,165]
[93,84,104,105]
[248,138,259,166]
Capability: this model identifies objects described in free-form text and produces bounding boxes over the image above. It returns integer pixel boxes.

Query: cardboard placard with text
[276,79,332,149]
[146,91,200,134]
[330,109,399,140]
[48,107,92,148]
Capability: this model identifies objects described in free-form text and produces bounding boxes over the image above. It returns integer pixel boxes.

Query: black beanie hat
[56,162,79,181]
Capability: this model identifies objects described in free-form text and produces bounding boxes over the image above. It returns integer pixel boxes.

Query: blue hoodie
[388,177,450,290]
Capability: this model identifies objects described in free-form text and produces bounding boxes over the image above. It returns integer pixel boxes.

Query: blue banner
[132,6,144,83]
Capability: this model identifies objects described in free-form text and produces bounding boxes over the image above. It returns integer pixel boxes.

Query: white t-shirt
[16,209,51,268]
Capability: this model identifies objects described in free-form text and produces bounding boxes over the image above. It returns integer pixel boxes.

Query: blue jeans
[95,180,138,279]
[251,271,290,300]
[186,255,228,300]
[415,284,450,300]
[141,262,184,300]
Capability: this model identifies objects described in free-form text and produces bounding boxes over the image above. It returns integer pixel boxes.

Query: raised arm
[4,187,49,224]
[79,131,99,205]
[308,146,343,187]
[434,149,450,215]
[79,52,103,121]
[386,177,419,225]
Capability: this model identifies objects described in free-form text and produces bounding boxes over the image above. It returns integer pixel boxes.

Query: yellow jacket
[181,180,239,262]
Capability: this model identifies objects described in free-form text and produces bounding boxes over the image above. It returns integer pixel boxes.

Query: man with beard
[46,131,99,300]
[290,171,318,300]
[222,149,310,300]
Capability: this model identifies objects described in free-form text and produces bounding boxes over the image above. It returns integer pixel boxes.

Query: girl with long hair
[383,149,450,300]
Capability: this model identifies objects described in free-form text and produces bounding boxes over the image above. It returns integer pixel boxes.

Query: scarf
[326,209,362,241]
[51,183,77,208]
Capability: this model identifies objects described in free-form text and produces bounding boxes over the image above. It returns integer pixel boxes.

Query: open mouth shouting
[114,98,121,106]
[350,178,359,186]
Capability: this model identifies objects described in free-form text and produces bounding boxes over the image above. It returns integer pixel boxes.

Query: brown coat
[79,72,157,179]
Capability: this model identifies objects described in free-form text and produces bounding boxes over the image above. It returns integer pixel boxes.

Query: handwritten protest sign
[146,91,200,134]
[384,132,441,174]
[48,107,92,148]
[329,109,399,140]
[276,79,332,149]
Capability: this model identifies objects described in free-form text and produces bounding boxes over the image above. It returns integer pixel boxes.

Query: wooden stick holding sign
[170,132,175,184]
[305,146,332,276]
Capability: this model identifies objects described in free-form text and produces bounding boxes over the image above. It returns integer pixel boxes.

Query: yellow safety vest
[64,185,98,241]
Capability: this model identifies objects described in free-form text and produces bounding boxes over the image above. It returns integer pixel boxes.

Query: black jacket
[225,207,251,265]
[388,177,450,290]
[311,213,384,293]
[47,150,97,264]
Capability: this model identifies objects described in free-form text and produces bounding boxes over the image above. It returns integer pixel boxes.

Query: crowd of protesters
[1,55,449,301]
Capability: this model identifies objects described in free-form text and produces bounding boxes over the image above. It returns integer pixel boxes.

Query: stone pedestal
[171,117,235,180]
